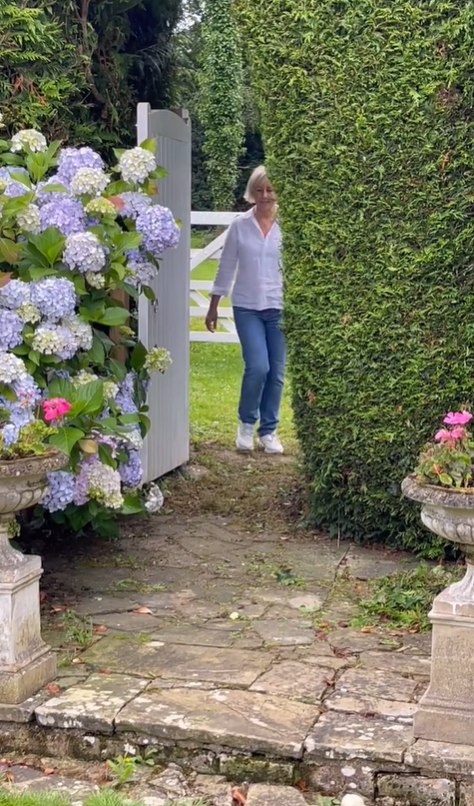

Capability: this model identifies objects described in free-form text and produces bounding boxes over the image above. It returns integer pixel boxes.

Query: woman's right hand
[205,305,218,333]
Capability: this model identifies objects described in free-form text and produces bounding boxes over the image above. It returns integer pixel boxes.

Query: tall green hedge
[237,0,474,555]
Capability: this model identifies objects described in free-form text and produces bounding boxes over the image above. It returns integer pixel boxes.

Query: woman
[205,165,285,454]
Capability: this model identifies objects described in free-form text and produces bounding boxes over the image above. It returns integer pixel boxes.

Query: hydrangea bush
[0,126,179,536]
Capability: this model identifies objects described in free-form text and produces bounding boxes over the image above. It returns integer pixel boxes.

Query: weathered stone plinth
[414,560,474,745]
[402,476,474,746]
[0,452,65,705]
[0,552,56,704]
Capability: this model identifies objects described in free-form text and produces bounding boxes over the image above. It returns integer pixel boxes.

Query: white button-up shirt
[211,209,283,310]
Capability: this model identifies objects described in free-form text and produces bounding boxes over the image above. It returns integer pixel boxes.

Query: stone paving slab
[405,739,474,775]
[304,711,413,763]
[335,668,419,701]
[250,660,334,702]
[80,637,272,686]
[35,673,149,733]
[116,687,320,758]
[245,783,308,805]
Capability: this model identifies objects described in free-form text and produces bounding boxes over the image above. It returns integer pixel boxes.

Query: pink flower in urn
[42,397,72,422]
[449,426,468,441]
[443,410,473,426]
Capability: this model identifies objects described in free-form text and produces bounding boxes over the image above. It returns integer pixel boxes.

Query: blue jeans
[233,307,286,436]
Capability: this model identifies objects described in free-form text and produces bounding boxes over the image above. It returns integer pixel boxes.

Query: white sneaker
[257,433,284,454]
[236,422,254,451]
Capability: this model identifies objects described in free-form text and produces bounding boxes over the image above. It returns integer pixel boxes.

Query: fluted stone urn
[402,474,474,745]
[0,451,66,704]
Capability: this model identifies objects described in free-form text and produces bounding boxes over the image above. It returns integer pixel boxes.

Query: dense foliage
[238,0,474,555]
[0,0,181,152]
[197,0,244,208]
[0,127,179,536]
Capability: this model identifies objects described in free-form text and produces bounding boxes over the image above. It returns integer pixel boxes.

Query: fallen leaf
[3,771,14,782]
[39,592,48,604]
[132,606,153,615]
[47,683,60,695]
[93,625,108,633]
[99,668,112,675]
[51,605,67,613]
[314,631,329,641]
[42,768,55,776]
[71,657,85,664]
[360,626,374,633]
[295,779,309,791]
[231,786,246,804]
[324,676,335,686]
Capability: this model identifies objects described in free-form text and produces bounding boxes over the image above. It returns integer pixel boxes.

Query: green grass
[189,342,295,446]
[0,791,208,806]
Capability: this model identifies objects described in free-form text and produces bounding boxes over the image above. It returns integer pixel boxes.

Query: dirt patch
[158,441,309,535]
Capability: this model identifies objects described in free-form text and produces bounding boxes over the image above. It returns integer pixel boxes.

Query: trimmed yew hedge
[237,0,474,554]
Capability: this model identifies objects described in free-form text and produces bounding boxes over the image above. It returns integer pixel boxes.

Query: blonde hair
[244,165,272,204]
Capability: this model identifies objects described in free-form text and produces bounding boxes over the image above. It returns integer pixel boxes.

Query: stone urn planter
[402,474,474,745]
[0,451,66,704]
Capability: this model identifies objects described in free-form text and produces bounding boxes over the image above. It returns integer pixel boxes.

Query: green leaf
[139,413,151,436]
[0,383,17,402]
[27,228,65,266]
[0,238,20,264]
[49,426,84,456]
[28,350,41,366]
[46,377,75,400]
[138,138,157,154]
[95,307,129,326]
[131,341,148,372]
[121,493,145,515]
[142,285,156,302]
[72,380,105,416]
[108,358,127,382]
[98,443,116,467]
[87,334,106,365]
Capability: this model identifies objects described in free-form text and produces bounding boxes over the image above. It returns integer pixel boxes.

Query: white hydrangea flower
[87,463,123,509]
[63,315,93,351]
[70,168,110,197]
[144,346,172,373]
[17,302,41,324]
[85,271,106,289]
[32,324,66,355]
[119,147,156,184]
[0,353,27,383]
[17,203,40,234]
[103,380,119,400]
[0,114,4,130]
[72,369,98,387]
[10,129,47,153]
[85,198,117,218]
[145,482,164,513]
[122,429,144,451]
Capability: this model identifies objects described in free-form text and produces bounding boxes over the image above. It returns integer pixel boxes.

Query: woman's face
[254,180,276,211]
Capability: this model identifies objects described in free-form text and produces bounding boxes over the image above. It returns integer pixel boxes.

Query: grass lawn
[189,342,295,448]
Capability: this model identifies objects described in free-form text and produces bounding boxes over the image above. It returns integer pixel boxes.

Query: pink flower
[443,410,473,426]
[435,428,454,442]
[450,426,467,441]
[42,397,71,422]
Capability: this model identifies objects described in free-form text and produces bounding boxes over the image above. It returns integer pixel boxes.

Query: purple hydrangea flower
[41,471,76,513]
[0,167,30,198]
[115,372,138,414]
[31,278,76,322]
[119,450,143,488]
[39,198,85,236]
[13,373,41,409]
[57,147,104,185]
[125,250,156,287]
[1,424,18,447]
[120,192,152,220]
[136,205,180,257]
[0,310,23,349]
[63,232,107,274]
[0,279,30,309]
[36,174,71,206]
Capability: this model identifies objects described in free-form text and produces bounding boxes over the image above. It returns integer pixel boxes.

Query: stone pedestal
[0,452,65,705]
[0,547,56,704]
[414,560,474,745]
[402,476,474,746]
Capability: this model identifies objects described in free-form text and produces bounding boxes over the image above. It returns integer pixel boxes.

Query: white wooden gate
[137,104,191,482]
[190,211,241,343]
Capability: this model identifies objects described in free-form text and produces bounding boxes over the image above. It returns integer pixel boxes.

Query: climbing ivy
[237,0,474,556]
[198,0,245,209]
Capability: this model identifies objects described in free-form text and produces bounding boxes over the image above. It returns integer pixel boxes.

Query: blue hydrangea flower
[39,198,85,236]
[0,280,31,309]
[32,323,79,360]
[57,147,104,185]
[31,278,76,322]
[0,310,23,350]
[136,205,180,257]
[0,354,28,384]
[1,423,18,447]
[0,167,30,198]
[12,374,41,409]
[120,192,152,220]
[125,250,156,287]
[63,232,107,274]
[119,450,143,488]
[41,471,76,513]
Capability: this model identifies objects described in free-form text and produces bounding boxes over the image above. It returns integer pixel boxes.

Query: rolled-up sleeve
[211,221,238,296]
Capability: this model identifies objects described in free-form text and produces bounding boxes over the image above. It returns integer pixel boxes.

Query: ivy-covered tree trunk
[198,0,244,209]
[237,0,474,555]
